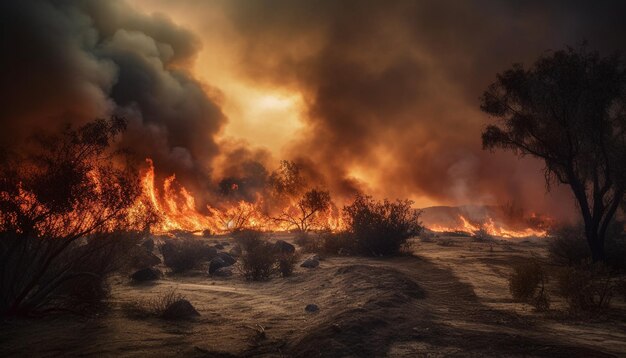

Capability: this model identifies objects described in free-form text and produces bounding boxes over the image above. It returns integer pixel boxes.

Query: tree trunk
[584,227,606,262]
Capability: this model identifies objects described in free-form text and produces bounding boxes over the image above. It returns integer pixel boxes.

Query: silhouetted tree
[481,45,626,261]
[0,117,144,317]
[274,188,332,232]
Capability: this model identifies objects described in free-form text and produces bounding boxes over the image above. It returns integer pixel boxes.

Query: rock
[161,299,200,320]
[300,256,320,268]
[214,243,225,250]
[130,267,161,282]
[209,257,227,275]
[212,266,233,277]
[274,240,296,254]
[217,252,237,266]
[220,241,230,246]
[228,245,242,257]
[305,304,319,313]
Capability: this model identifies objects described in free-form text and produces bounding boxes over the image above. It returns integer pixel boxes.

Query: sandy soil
[1,234,625,357]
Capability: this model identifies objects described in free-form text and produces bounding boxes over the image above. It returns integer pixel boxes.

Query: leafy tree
[481,45,626,261]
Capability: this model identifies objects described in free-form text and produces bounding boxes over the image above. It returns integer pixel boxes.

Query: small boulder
[217,252,237,266]
[209,257,227,275]
[274,240,296,254]
[212,266,234,277]
[130,267,161,282]
[161,299,200,320]
[300,256,320,269]
[214,243,225,250]
[305,304,319,313]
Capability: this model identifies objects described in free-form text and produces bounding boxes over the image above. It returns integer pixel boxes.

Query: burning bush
[0,117,146,318]
[508,260,550,311]
[342,195,422,256]
[237,233,277,281]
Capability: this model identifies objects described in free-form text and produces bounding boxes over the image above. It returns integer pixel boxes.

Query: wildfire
[133,159,343,234]
[428,214,549,238]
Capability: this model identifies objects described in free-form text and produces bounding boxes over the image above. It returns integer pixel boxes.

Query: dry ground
[1,234,625,357]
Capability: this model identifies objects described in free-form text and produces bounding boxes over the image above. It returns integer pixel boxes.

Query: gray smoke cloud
[0,0,225,196]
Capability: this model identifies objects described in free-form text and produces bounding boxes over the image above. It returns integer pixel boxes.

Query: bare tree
[274,189,332,232]
[0,117,144,317]
[481,45,626,261]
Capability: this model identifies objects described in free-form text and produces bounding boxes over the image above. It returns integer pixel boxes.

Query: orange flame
[428,214,548,238]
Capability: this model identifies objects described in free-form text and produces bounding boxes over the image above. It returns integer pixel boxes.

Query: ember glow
[136,159,343,234]
[427,215,549,238]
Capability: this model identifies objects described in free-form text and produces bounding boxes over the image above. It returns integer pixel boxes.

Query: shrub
[509,260,550,311]
[238,234,277,281]
[548,222,626,269]
[160,239,210,273]
[122,289,190,319]
[556,263,618,312]
[472,228,494,242]
[342,195,422,256]
[419,231,436,242]
[294,231,319,252]
[320,231,354,255]
[277,252,300,277]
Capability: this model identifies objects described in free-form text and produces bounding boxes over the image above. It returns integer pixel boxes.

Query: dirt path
[1,237,625,357]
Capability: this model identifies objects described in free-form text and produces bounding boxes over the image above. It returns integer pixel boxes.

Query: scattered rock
[214,243,225,250]
[130,267,161,282]
[305,304,319,313]
[209,257,227,275]
[274,240,296,254]
[212,266,234,277]
[161,299,200,320]
[217,252,237,266]
[300,256,320,268]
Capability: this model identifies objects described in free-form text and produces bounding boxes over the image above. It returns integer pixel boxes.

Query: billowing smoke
[214,0,626,219]
[3,0,626,221]
[0,0,225,198]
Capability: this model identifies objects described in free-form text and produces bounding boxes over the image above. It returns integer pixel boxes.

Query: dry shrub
[122,289,183,319]
[556,263,619,312]
[549,222,626,270]
[548,225,590,267]
[419,231,436,242]
[320,231,354,255]
[294,231,320,252]
[342,194,422,256]
[238,234,277,281]
[233,229,265,248]
[277,252,300,277]
[160,239,211,273]
[471,228,494,242]
[509,260,550,311]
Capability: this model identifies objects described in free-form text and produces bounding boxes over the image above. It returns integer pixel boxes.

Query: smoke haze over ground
[3,0,626,219]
